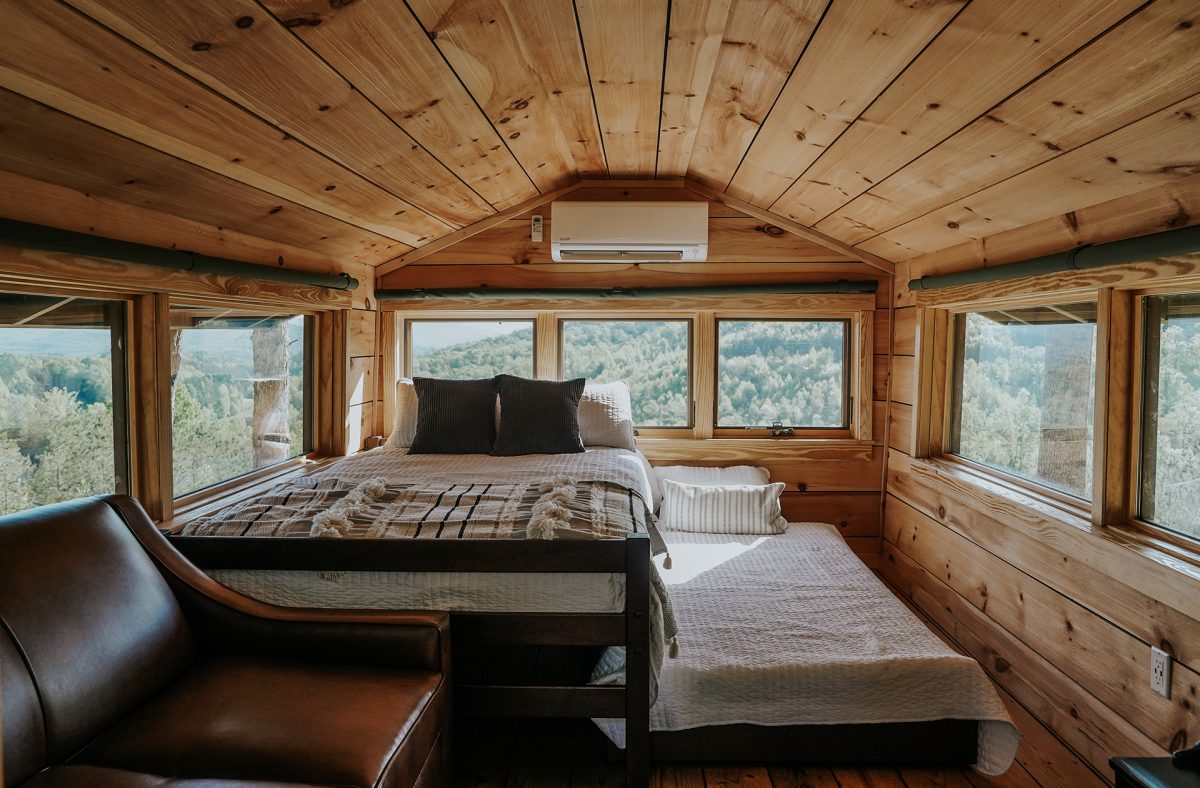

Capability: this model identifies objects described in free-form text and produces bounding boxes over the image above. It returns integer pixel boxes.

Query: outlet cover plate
[1151,646,1172,699]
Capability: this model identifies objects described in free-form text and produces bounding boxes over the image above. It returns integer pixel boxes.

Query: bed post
[625,532,651,787]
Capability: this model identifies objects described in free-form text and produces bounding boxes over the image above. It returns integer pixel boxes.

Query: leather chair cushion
[2,627,46,786]
[21,765,326,788]
[0,499,194,761]
[73,655,448,788]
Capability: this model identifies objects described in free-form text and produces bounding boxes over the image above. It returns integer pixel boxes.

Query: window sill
[904,455,1200,621]
[637,436,875,462]
[163,455,340,533]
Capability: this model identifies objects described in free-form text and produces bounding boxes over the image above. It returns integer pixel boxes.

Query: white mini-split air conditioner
[550,201,708,263]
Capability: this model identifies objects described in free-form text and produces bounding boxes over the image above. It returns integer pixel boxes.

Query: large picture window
[716,320,848,429]
[560,319,691,427]
[0,292,128,514]
[408,320,534,379]
[1140,293,1200,539]
[950,303,1097,500]
[171,306,312,497]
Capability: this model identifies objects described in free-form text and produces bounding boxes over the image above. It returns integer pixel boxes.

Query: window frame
[557,316,695,431]
[0,287,133,507]
[712,316,853,436]
[404,316,539,381]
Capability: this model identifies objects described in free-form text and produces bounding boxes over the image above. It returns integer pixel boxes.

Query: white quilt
[595,524,1019,776]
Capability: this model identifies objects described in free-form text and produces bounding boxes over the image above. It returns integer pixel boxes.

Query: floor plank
[834,768,908,787]
[703,765,774,787]
[767,765,841,787]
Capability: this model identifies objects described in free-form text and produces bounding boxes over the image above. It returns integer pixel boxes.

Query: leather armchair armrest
[101,495,450,674]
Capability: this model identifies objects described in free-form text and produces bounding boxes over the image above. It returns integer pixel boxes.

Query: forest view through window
[717,320,847,428]
[561,320,691,427]
[951,303,1097,500]
[0,293,127,514]
[1140,293,1200,539]
[409,320,534,379]
[172,307,311,497]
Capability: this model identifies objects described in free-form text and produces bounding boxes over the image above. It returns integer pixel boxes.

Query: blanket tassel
[668,636,679,659]
[662,551,673,570]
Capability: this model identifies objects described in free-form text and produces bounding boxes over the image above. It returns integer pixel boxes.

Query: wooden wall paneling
[684,0,824,190]
[345,401,374,455]
[880,530,1161,780]
[771,0,1144,227]
[404,0,578,195]
[727,0,965,206]
[66,0,494,227]
[348,308,377,360]
[0,0,443,248]
[380,293,875,315]
[872,354,890,402]
[535,312,559,380]
[902,175,1200,280]
[261,0,538,208]
[313,309,348,456]
[0,90,402,265]
[692,311,716,439]
[887,402,913,456]
[406,216,856,265]
[573,0,668,177]
[129,293,173,521]
[0,171,347,276]
[498,0,607,176]
[892,307,917,355]
[538,184,733,216]
[885,496,1200,752]
[378,311,398,437]
[855,310,874,442]
[0,244,352,310]
[889,355,914,406]
[820,0,1200,247]
[863,92,1200,261]
[1094,288,1134,525]
[871,401,887,447]
[913,307,950,458]
[873,308,892,352]
[347,356,374,407]
[782,491,879,538]
[887,451,1200,673]
[656,0,733,177]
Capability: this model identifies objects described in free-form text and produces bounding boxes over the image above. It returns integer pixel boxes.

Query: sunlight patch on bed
[655,537,771,584]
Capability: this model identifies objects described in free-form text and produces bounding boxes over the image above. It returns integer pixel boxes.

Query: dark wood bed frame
[172,532,981,785]
[170,532,653,786]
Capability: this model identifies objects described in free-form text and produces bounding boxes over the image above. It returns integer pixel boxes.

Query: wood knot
[758,224,785,238]
[329,0,357,8]
[946,221,959,229]
[937,505,946,519]
[512,99,529,110]
[509,131,520,139]
[235,15,254,28]
[323,184,336,191]
[284,17,322,28]
[1172,730,1189,752]
[269,206,282,214]
[994,658,1010,673]
[191,41,212,51]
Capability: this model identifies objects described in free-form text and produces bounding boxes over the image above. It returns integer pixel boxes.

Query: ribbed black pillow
[492,375,586,456]
[409,377,497,454]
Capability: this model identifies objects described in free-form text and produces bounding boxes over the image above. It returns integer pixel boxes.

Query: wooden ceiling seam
[251,0,520,211]
[570,0,612,175]
[651,0,672,178]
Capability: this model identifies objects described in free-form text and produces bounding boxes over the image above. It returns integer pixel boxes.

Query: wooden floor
[449,574,1108,788]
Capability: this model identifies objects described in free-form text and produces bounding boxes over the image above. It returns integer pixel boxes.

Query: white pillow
[658,479,787,534]
[578,381,636,450]
[384,378,418,449]
[653,464,770,487]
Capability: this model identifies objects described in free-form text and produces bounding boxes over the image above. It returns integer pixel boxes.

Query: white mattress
[595,524,1019,776]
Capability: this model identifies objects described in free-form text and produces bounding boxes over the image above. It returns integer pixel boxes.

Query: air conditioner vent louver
[551,201,707,263]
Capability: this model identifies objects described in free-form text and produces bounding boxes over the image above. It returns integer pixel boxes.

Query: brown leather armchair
[0,495,451,788]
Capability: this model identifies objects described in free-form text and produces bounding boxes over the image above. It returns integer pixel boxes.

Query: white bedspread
[595,524,1019,776]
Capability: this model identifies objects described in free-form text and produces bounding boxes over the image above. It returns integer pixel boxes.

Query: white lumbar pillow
[385,378,419,449]
[653,464,770,487]
[657,479,787,534]
[578,380,636,451]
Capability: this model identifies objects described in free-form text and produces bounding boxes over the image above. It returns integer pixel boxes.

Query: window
[1140,293,1200,539]
[560,319,691,427]
[171,306,312,497]
[716,320,848,428]
[408,320,534,379]
[0,292,128,514]
[950,302,1097,500]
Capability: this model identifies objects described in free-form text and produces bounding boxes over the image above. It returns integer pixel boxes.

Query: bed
[595,523,1020,776]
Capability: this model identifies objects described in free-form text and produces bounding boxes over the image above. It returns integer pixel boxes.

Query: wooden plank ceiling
[0,0,1196,273]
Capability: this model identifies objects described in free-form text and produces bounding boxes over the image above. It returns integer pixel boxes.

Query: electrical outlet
[1151,646,1172,699]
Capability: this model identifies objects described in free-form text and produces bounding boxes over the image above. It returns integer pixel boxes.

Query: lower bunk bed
[168,447,1019,782]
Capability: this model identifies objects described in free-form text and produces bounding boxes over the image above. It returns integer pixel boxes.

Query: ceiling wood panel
[0,90,401,264]
[684,0,826,190]
[405,0,578,195]
[726,0,965,206]
[861,92,1200,260]
[65,0,495,227]
[259,0,537,210]
[656,0,733,177]
[769,0,1144,225]
[1,0,1197,274]
[575,0,669,177]
[0,0,445,247]
[817,0,1200,245]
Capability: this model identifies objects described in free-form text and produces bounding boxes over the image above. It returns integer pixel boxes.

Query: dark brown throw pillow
[408,377,497,454]
[492,375,586,456]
